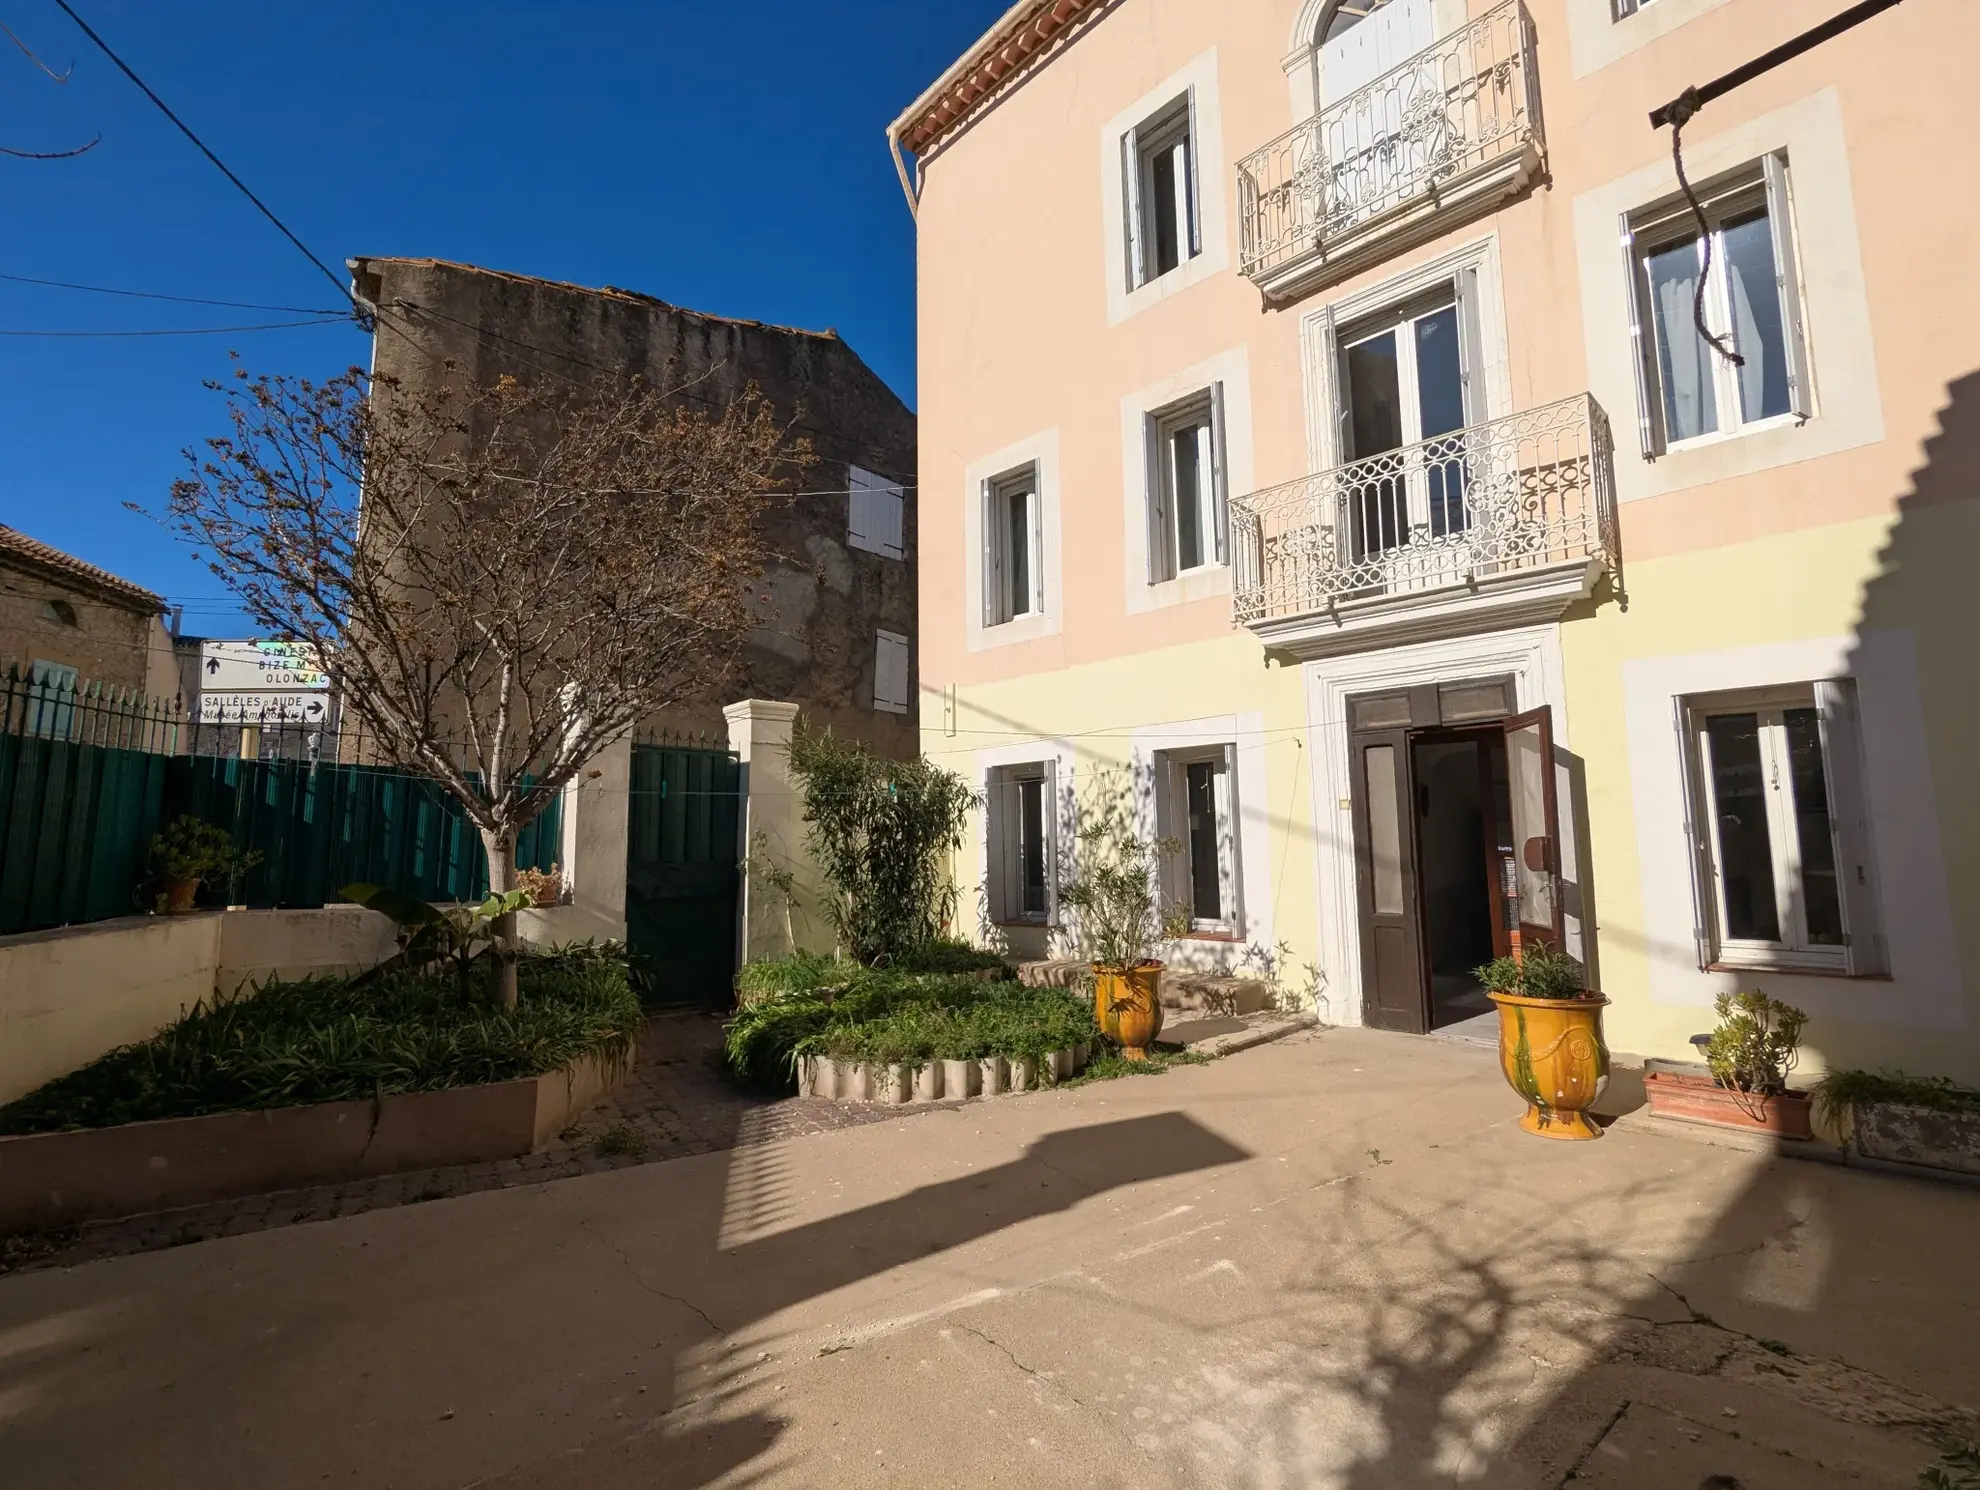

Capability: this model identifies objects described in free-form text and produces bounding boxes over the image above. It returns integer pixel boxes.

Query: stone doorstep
[1163,1011,1319,1058]
[1014,959,1273,1017]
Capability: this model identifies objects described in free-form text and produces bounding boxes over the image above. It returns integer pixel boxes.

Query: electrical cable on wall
[1649,0,1907,368]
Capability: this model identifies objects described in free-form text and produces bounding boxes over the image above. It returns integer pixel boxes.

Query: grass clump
[722,953,1093,1092]
[1812,1068,1980,1130]
[0,954,642,1135]
[1063,1046,1212,1087]
[592,1120,649,1159]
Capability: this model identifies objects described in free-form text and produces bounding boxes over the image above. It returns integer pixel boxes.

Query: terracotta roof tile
[0,526,164,613]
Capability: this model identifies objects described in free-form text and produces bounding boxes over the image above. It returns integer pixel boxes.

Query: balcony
[1231,396,1618,657]
[1237,0,1543,303]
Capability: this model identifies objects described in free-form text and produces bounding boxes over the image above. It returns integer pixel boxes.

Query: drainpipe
[887,122,920,219]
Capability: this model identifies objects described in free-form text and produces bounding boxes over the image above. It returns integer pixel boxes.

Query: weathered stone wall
[352,258,919,757]
[0,559,168,696]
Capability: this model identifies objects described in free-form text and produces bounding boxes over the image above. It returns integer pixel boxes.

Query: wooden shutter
[873,631,910,714]
[1620,213,1665,459]
[1122,125,1144,290]
[1761,152,1814,421]
[1184,87,1202,259]
[1026,484,1046,616]
[879,483,904,559]
[1309,303,1344,471]
[1210,383,1230,565]
[1501,706,1564,954]
[1145,413,1174,584]
[1043,759,1061,925]
[1674,697,1715,970]
[1814,679,1887,976]
[1455,266,1489,427]
[981,478,1003,626]
[985,768,1009,925]
[848,475,872,552]
[1218,743,1242,931]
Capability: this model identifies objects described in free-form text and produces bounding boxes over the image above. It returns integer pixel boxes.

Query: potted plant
[148,816,262,914]
[1477,941,1609,1141]
[1646,990,1812,1139]
[1057,810,1188,1062]
[1812,1070,1980,1176]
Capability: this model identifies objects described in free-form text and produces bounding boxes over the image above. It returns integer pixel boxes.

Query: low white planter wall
[799,1044,1092,1106]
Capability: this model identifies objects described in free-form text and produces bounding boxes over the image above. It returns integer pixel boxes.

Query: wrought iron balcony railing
[1231,395,1617,629]
[1238,0,1541,294]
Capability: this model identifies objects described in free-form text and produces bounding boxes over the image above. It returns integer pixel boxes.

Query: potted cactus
[1479,942,1609,1141]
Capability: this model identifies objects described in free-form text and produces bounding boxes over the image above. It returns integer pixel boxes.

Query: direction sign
[197,692,332,725]
[198,640,328,692]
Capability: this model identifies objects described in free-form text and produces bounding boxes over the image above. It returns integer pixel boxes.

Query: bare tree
[159,361,811,1007]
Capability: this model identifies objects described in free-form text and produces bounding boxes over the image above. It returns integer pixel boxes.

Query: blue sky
[0,0,997,634]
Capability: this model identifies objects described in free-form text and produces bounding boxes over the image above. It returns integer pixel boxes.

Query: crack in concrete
[955,1321,1089,1411]
[1552,1398,1631,1489]
[579,1217,724,1337]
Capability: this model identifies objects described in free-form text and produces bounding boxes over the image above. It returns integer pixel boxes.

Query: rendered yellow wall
[1564,498,1980,1082]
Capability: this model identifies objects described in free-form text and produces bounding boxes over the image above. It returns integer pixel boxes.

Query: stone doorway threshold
[1160,1010,1319,1058]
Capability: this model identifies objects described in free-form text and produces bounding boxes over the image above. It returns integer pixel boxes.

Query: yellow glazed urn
[1488,991,1611,1141]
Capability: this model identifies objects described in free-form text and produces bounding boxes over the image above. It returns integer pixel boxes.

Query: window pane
[1705,713,1781,943]
[1723,207,1791,424]
[1019,778,1047,917]
[1186,761,1222,922]
[1173,423,1203,570]
[1006,488,1031,617]
[1151,147,1180,277]
[1784,708,1844,945]
[1364,744,1404,916]
[1414,305,1470,537]
[1646,235,1719,442]
[1345,331,1407,556]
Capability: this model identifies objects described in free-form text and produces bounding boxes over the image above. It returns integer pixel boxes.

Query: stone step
[1014,959,1272,1018]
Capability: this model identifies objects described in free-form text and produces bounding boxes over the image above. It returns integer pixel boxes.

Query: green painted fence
[0,669,559,936]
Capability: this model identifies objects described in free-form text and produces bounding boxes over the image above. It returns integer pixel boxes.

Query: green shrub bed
[0,950,643,1135]
[723,950,1096,1092]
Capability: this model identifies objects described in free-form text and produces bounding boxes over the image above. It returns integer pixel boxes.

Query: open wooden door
[1500,706,1564,955]
[1351,729,1427,1032]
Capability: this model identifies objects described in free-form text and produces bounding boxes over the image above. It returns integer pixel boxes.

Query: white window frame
[847,466,905,561]
[1124,95,1200,292]
[1678,680,1885,977]
[1621,152,1811,460]
[981,463,1044,628]
[872,629,911,715]
[1153,744,1242,937]
[1144,385,1228,583]
[27,658,79,739]
[1100,50,1229,327]
[986,760,1059,927]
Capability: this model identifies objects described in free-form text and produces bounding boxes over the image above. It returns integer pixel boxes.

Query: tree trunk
[483,827,522,1010]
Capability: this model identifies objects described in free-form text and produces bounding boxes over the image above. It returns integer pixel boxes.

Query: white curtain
[1649,239,1715,442]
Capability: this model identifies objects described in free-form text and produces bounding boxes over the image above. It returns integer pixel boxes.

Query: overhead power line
[0,316,351,337]
[0,270,345,315]
[48,0,360,316]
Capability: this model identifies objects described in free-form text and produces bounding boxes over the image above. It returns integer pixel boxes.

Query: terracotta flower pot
[1644,1071,1812,1139]
[163,877,201,915]
[1094,962,1164,1061]
[1489,991,1611,1141]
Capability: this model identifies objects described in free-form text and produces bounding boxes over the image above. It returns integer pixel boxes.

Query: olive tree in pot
[1646,991,1812,1139]
[147,815,262,914]
[1477,942,1609,1141]
[1057,806,1188,1062]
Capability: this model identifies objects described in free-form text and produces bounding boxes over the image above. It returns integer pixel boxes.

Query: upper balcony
[1230,395,1618,658]
[1237,0,1543,304]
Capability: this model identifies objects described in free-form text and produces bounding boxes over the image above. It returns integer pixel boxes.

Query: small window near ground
[872,630,911,715]
[847,466,905,561]
[1146,386,1229,582]
[1680,680,1885,975]
[1123,95,1200,291]
[1622,153,1810,458]
[1155,746,1241,935]
[987,762,1057,925]
[981,464,1044,627]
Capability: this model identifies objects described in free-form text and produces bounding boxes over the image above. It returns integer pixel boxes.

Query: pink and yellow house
[893,0,1980,1079]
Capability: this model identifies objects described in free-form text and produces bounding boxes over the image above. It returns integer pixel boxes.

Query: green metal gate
[626,738,742,1006]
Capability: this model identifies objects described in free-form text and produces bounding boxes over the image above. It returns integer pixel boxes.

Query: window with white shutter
[872,629,911,714]
[847,466,905,560]
[982,463,1043,626]
[1677,679,1884,975]
[1152,745,1242,934]
[986,761,1058,925]
[1123,94,1200,292]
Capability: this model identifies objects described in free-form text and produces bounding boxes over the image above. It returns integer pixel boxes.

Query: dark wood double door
[1347,676,1564,1034]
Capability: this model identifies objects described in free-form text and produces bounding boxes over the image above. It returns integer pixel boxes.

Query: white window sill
[1658,411,1806,460]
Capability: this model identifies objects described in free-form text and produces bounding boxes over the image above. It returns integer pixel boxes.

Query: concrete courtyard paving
[1,1026,1974,1489]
